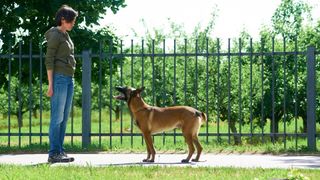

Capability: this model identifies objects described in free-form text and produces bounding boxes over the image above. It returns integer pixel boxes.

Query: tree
[266,0,314,136]
[0,0,126,127]
[271,0,311,39]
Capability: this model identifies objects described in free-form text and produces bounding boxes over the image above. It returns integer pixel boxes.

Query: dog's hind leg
[142,132,155,162]
[191,136,202,162]
[181,133,195,163]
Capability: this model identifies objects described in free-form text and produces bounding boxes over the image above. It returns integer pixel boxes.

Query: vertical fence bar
[120,40,123,144]
[173,39,177,144]
[238,38,242,143]
[8,41,11,147]
[227,38,231,144]
[98,41,103,148]
[71,66,74,146]
[249,38,253,143]
[130,40,134,148]
[271,37,275,144]
[162,39,167,106]
[206,38,209,144]
[71,99,74,146]
[195,39,198,109]
[29,40,32,145]
[141,39,145,88]
[151,40,155,143]
[71,42,75,146]
[82,50,91,149]
[71,71,75,147]
[306,46,316,151]
[109,39,113,149]
[142,39,145,146]
[162,39,166,145]
[283,37,287,149]
[152,40,155,106]
[39,43,43,145]
[184,39,187,104]
[294,38,298,151]
[217,38,220,142]
[261,39,265,143]
[18,41,22,148]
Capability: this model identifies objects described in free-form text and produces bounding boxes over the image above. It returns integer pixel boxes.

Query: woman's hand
[46,70,53,97]
[47,84,53,97]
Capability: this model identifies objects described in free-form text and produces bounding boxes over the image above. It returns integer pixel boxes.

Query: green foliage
[0,0,126,85]
[260,0,320,136]
[0,0,126,43]
[0,75,49,126]
[272,0,311,38]
[0,0,126,126]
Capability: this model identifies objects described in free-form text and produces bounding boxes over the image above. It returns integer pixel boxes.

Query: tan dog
[114,86,206,163]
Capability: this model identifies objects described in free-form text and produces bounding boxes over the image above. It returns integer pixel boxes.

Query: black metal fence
[0,38,318,151]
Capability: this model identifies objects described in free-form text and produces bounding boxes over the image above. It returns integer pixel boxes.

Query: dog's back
[143,106,205,135]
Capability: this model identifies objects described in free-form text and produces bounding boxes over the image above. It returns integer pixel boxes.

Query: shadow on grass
[97,162,198,167]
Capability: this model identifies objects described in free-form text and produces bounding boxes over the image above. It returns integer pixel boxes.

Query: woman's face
[61,18,76,31]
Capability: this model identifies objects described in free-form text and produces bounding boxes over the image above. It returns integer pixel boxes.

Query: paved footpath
[1,153,320,169]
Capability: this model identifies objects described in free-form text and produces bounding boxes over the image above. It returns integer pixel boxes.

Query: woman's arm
[45,30,59,97]
[46,70,53,97]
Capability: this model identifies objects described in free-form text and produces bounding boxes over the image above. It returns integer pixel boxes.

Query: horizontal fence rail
[0,38,318,151]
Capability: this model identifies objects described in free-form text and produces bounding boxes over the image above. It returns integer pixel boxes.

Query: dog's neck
[128,96,149,114]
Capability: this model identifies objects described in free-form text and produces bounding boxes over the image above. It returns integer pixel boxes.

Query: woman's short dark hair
[55,5,78,26]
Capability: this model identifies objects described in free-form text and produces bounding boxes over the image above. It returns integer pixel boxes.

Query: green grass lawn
[0,108,319,154]
[0,165,319,180]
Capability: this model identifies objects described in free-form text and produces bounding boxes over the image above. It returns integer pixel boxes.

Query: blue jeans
[49,73,74,156]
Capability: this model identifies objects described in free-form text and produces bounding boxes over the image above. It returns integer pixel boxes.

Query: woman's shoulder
[45,27,63,41]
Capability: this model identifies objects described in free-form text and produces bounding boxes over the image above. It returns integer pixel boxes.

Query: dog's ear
[137,87,145,94]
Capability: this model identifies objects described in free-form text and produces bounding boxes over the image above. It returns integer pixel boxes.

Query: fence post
[307,46,316,151]
[82,50,91,149]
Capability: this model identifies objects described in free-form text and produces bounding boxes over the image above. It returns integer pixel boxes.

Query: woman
[45,5,78,163]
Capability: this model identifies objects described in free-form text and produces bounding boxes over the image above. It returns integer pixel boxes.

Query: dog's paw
[191,159,199,162]
[181,159,190,163]
[142,159,154,163]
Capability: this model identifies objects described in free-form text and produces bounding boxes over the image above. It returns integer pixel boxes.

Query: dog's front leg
[143,135,151,162]
[142,132,155,162]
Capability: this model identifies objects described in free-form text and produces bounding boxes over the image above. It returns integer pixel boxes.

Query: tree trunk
[115,106,120,121]
[270,119,279,143]
[16,113,23,128]
[303,117,307,133]
[33,108,38,118]
[229,120,241,145]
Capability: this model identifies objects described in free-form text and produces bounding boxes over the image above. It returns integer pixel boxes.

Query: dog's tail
[200,112,207,123]
[196,111,207,123]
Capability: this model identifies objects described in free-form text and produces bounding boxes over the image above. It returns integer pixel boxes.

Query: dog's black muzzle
[115,86,128,101]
